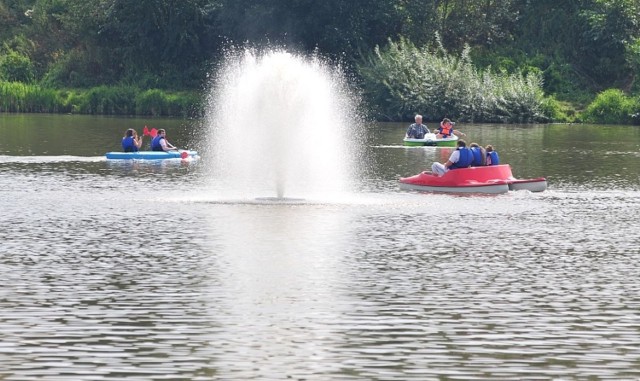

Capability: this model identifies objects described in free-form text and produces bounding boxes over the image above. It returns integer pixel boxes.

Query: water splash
[205,48,363,201]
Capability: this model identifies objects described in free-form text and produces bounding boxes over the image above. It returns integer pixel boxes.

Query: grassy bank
[0,82,202,117]
[2,80,639,125]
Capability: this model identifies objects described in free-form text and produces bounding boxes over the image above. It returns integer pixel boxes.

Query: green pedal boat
[403,133,459,147]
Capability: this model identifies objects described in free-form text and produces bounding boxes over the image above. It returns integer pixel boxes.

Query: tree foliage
[1,0,640,120]
[0,49,35,82]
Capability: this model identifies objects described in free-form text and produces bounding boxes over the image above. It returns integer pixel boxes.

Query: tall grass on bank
[0,81,202,117]
[0,81,66,113]
[358,37,551,123]
[73,86,136,115]
[134,89,201,117]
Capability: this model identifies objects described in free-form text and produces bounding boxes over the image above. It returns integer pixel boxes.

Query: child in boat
[469,142,486,166]
[405,114,430,139]
[485,145,500,165]
[435,118,465,139]
[122,128,143,152]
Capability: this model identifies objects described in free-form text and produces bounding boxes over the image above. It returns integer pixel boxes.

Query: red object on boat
[399,164,547,194]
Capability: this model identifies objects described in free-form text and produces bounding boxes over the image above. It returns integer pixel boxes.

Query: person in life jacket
[469,142,487,166]
[431,139,473,176]
[485,145,500,165]
[151,129,178,151]
[435,118,466,139]
[121,128,143,152]
[405,114,430,139]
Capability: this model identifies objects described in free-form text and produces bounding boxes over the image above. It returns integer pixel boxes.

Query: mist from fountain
[205,49,364,201]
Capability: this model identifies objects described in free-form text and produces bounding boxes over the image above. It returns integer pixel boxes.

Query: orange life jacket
[439,122,453,136]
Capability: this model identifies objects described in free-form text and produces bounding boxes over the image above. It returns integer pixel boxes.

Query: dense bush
[581,89,638,124]
[0,50,35,83]
[539,96,575,123]
[358,37,551,123]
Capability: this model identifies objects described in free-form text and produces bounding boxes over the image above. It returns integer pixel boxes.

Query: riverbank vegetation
[0,82,200,116]
[359,38,552,123]
[1,0,640,124]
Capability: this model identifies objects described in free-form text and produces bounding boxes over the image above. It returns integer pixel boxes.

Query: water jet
[206,49,362,201]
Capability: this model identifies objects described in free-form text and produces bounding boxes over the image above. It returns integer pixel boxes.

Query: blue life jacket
[450,147,473,169]
[487,151,500,165]
[122,136,138,152]
[470,147,486,166]
[151,136,164,151]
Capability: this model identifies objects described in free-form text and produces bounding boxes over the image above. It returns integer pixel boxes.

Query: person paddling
[122,128,143,152]
[151,129,178,152]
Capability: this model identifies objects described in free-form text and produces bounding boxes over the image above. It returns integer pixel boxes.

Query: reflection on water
[1,116,640,380]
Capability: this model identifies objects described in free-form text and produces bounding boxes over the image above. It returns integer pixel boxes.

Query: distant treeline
[2,1,640,123]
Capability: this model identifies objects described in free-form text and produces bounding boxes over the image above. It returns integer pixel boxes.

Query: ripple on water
[2,168,640,379]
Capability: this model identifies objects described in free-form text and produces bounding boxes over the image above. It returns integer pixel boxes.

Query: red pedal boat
[399,164,547,194]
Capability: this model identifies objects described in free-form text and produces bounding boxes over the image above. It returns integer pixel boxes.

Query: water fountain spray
[206,48,363,201]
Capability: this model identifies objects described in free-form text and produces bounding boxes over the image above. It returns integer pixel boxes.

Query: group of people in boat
[121,128,178,152]
[432,139,500,176]
[404,114,499,176]
[405,114,465,140]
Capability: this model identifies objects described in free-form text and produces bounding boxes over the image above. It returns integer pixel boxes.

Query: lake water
[1,114,640,380]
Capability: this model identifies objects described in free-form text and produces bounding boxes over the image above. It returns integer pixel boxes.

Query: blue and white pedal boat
[105,150,198,160]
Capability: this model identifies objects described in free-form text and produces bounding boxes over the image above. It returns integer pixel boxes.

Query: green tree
[496,0,640,97]
[0,49,35,82]
[434,0,518,50]
[98,0,214,70]
[578,0,640,91]
[214,0,432,67]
